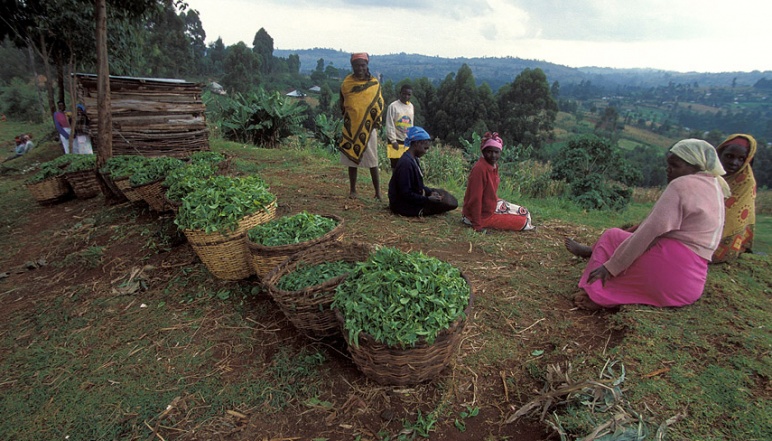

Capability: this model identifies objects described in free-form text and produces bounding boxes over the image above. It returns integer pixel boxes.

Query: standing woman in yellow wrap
[713,134,757,263]
[339,53,385,200]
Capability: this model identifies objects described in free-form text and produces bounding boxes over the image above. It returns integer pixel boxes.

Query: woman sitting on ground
[387,126,458,217]
[462,132,534,232]
[564,139,729,310]
[712,133,757,263]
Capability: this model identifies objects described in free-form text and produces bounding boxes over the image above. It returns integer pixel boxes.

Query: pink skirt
[579,228,708,308]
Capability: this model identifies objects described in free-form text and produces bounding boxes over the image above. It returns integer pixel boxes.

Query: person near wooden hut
[73,104,93,154]
[52,101,71,154]
[565,139,728,310]
[3,134,33,163]
[711,134,757,263]
[388,126,458,217]
[338,52,384,200]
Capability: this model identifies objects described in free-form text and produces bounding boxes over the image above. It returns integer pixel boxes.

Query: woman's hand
[587,265,611,286]
[428,191,442,202]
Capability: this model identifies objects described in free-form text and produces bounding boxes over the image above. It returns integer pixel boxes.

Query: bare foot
[348,192,358,199]
[574,290,603,311]
[565,237,592,258]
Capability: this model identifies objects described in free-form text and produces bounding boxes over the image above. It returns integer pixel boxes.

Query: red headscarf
[350,53,369,63]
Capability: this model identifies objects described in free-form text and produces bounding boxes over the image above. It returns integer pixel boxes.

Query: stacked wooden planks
[76,74,209,158]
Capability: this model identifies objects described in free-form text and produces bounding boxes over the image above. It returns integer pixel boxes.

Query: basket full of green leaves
[174,175,277,280]
[163,161,218,213]
[100,155,149,202]
[332,247,473,386]
[128,156,185,211]
[188,150,231,175]
[24,155,76,204]
[63,154,99,199]
[262,240,371,338]
[246,211,345,279]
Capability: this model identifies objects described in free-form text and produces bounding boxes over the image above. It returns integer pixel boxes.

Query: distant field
[677,102,720,114]
[620,125,677,148]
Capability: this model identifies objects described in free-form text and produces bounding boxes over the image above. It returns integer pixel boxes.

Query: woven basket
[246,214,345,280]
[64,170,100,199]
[184,200,277,280]
[336,275,474,386]
[263,241,372,338]
[133,179,168,212]
[114,176,144,203]
[26,176,71,204]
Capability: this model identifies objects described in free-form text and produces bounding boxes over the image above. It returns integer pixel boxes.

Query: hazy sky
[185,0,771,73]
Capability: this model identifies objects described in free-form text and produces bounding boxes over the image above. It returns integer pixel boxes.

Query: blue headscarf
[404,126,430,147]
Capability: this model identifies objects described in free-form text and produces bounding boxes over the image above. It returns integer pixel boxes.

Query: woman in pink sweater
[462,132,534,232]
[566,139,729,310]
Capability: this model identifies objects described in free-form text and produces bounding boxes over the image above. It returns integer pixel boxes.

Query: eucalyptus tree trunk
[95,0,111,167]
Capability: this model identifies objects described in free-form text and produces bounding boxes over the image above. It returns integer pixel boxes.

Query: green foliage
[163,161,217,203]
[246,211,338,247]
[420,144,468,187]
[127,156,184,187]
[313,113,342,154]
[64,154,96,172]
[0,78,43,122]
[24,154,77,183]
[276,260,358,292]
[551,135,642,210]
[431,64,493,145]
[209,87,307,148]
[333,247,470,348]
[174,175,275,233]
[497,68,558,150]
[100,155,148,179]
[221,42,261,94]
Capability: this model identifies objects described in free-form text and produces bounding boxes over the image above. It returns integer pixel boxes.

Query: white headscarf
[669,138,730,197]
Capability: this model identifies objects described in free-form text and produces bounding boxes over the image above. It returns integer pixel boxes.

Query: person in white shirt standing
[384,84,414,169]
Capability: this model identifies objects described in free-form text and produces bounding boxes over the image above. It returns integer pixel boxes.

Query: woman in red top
[462,132,534,232]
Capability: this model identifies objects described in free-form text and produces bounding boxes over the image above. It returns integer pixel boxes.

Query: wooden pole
[95,0,111,167]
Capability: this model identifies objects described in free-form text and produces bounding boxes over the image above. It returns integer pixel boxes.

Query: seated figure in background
[388,126,458,217]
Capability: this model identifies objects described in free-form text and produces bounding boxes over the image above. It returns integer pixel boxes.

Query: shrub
[210,87,307,148]
[551,135,641,210]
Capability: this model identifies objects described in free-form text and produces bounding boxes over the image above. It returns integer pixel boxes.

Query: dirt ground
[0,159,622,440]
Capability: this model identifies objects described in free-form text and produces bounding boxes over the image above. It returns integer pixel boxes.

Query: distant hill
[274,48,771,92]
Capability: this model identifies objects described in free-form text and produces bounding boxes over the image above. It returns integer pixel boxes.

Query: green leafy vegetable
[128,157,184,187]
[25,154,79,183]
[276,260,358,292]
[64,154,96,172]
[332,247,469,348]
[174,175,275,234]
[247,211,337,247]
[164,162,217,202]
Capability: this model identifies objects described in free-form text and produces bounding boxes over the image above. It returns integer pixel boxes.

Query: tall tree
[182,9,206,75]
[287,53,300,75]
[432,64,492,144]
[205,37,226,76]
[252,27,273,75]
[221,42,260,94]
[496,68,557,150]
